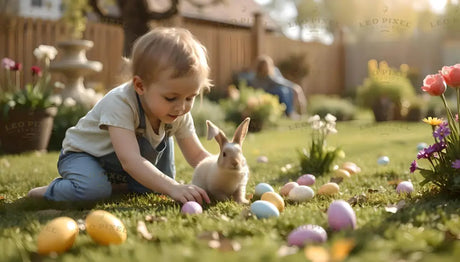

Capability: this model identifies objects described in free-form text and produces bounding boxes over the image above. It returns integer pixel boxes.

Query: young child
[27,27,212,204]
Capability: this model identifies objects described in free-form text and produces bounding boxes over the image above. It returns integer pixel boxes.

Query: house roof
[179,0,279,30]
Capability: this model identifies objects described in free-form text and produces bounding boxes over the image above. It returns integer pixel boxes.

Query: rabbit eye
[223,152,226,157]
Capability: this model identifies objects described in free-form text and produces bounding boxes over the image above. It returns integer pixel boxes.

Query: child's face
[137,73,201,126]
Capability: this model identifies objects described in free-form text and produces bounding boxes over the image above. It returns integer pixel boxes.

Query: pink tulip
[421,74,446,96]
[441,64,460,88]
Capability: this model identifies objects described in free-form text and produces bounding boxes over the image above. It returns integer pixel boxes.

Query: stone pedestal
[50,39,102,104]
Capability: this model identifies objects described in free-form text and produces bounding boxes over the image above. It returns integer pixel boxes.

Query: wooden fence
[0,16,124,90]
[0,16,344,96]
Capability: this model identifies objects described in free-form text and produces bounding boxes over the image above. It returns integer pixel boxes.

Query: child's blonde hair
[130,27,212,91]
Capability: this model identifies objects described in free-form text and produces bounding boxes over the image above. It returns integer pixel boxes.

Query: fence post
[251,12,264,62]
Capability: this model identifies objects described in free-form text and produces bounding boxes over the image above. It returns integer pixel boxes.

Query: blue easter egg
[250,200,280,219]
[416,142,428,151]
[377,156,390,165]
[254,183,274,197]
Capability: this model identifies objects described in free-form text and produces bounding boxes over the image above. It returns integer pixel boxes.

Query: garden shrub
[277,53,310,83]
[308,95,356,121]
[48,101,90,151]
[191,97,234,137]
[220,83,285,132]
[356,60,416,121]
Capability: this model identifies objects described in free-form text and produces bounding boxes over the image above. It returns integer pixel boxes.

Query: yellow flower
[423,117,443,126]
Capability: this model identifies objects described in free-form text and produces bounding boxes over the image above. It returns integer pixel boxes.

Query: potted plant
[356,60,416,122]
[0,45,61,153]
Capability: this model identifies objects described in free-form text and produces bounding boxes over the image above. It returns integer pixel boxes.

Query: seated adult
[248,55,307,118]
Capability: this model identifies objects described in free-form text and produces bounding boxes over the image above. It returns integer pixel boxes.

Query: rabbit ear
[206,120,228,148]
[232,117,250,146]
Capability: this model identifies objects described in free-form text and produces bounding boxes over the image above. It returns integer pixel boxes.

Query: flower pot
[0,107,57,154]
[372,97,395,122]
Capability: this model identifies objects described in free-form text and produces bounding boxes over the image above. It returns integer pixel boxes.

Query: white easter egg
[396,181,414,194]
[416,142,428,151]
[288,185,314,202]
[257,156,269,163]
[297,174,316,186]
[181,201,203,214]
[318,182,340,195]
[334,169,351,179]
[327,200,357,231]
[37,217,79,255]
[86,210,127,245]
[377,156,390,165]
[254,183,275,197]
[287,224,327,247]
[250,200,280,219]
[279,182,299,196]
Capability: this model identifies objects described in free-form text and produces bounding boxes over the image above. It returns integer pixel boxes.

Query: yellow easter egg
[37,217,79,255]
[85,210,127,245]
[341,162,361,175]
[261,192,285,212]
[318,182,340,195]
[334,169,351,179]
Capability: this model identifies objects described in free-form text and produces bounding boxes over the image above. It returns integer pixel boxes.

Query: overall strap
[135,94,146,136]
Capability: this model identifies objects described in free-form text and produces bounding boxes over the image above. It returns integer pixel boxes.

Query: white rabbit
[192,118,250,203]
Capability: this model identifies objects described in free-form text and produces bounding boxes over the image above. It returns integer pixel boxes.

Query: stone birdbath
[50,39,102,103]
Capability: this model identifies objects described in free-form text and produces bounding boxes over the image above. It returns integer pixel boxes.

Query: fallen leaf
[197,231,221,241]
[387,179,402,186]
[445,230,460,241]
[218,239,241,252]
[347,194,368,206]
[239,208,254,219]
[145,215,167,223]
[330,177,343,184]
[220,215,230,222]
[331,238,355,261]
[304,245,330,262]
[277,245,299,257]
[77,219,86,231]
[385,200,406,213]
[137,221,155,240]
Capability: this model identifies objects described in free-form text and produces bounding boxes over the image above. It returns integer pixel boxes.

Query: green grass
[1,114,460,262]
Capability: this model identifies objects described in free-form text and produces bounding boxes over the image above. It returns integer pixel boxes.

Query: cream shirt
[62,82,196,157]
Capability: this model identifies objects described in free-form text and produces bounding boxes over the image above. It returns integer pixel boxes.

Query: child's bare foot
[27,186,49,198]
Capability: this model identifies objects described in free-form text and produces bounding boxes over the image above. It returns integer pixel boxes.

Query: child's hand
[169,184,210,205]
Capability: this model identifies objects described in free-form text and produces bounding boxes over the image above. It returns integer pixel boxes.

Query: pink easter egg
[181,201,203,214]
[396,181,414,194]
[287,224,327,247]
[279,182,298,196]
[327,200,356,231]
[297,174,316,186]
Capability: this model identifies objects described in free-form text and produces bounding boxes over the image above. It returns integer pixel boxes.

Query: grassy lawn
[1,113,460,262]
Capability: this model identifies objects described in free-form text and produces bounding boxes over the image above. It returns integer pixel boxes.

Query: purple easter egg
[297,174,316,186]
[327,200,356,231]
[287,224,327,247]
[396,181,414,194]
[181,201,203,214]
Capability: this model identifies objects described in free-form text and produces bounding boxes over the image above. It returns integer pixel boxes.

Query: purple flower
[433,122,451,141]
[410,160,417,173]
[453,160,460,169]
[417,148,429,159]
[1,57,15,70]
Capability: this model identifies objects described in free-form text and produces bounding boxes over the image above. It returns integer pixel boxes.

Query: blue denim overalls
[98,94,176,193]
